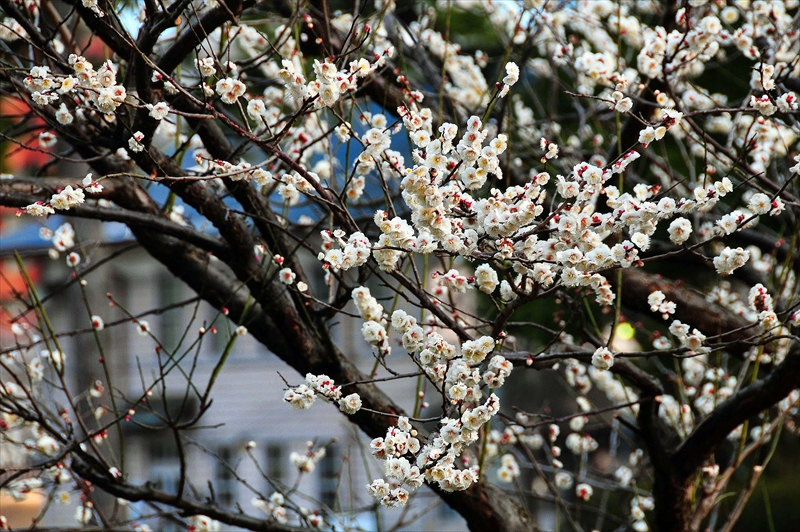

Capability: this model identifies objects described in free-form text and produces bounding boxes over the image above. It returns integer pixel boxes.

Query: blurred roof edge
[0,216,133,253]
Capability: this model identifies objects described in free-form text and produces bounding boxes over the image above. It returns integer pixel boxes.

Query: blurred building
[0,214,465,531]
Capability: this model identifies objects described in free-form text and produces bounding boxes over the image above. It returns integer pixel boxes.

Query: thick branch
[158,0,250,75]
[672,343,800,481]
[71,452,301,532]
[0,183,230,260]
[619,268,754,350]
[435,483,534,532]
[62,0,133,58]
[0,0,70,70]
[170,97,313,294]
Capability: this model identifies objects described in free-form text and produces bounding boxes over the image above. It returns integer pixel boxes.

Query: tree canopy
[1,1,799,531]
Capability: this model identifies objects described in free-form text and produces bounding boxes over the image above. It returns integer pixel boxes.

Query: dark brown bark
[652,344,800,531]
[620,269,754,349]
[72,452,303,532]
[2,1,796,531]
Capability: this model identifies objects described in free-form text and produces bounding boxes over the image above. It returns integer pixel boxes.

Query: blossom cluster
[26,57,125,121]
[647,291,676,320]
[23,174,102,217]
[321,100,773,314]
[282,373,362,415]
[7,0,800,527]
[367,394,500,506]
[669,321,709,354]
[276,46,394,108]
[289,444,326,474]
[318,230,372,272]
[348,299,514,504]
[352,286,390,358]
[373,210,436,271]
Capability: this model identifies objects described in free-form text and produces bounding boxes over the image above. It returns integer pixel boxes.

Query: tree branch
[672,343,800,481]
[619,268,755,352]
[0,182,230,260]
[71,452,302,532]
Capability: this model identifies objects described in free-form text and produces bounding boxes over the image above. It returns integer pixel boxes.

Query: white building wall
[0,232,467,530]
[103,250,466,530]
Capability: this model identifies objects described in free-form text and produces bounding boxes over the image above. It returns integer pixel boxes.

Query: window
[318,444,340,509]
[265,443,285,489]
[216,446,237,507]
[159,275,184,351]
[109,271,129,357]
[147,438,182,532]
[149,438,180,493]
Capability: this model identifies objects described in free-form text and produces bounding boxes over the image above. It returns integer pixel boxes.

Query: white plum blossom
[50,186,85,211]
[146,102,170,120]
[82,173,103,194]
[776,92,798,113]
[339,393,362,414]
[440,269,472,293]
[352,286,384,323]
[497,454,520,483]
[648,291,676,319]
[25,202,55,216]
[750,95,776,116]
[576,483,593,501]
[135,320,150,336]
[74,505,94,525]
[503,62,519,86]
[283,374,345,411]
[278,268,296,285]
[613,92,633,113]
[319,231,371,271]
[284,384,316,410]
[195,57,216,77]
[55,103,73,124]
[592,347,614,370]
[36,435,60,457]
[713,247,750,276]
[668,218,693,245]
[554,472,573,490]
[39,131,57,147]
[215,77,247,104]
[362,320,390,357]
[670,320,709,354]
[747,193,773,215]
[0,17,27,41]
[499,62,519,98]
[461,336,495,365]
[474,264,499,294]
[188,515,219,532]
[128,131,145,152]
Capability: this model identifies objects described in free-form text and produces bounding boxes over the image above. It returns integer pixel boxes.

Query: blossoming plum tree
[1,1,799,531]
